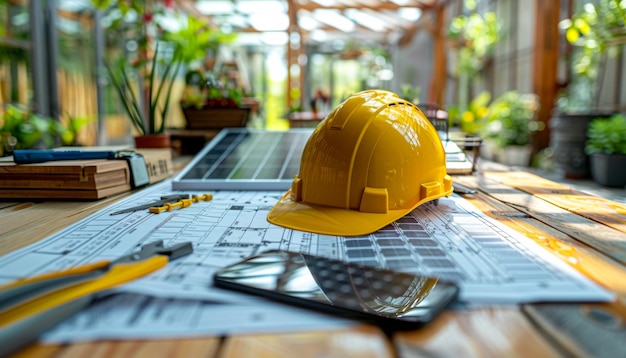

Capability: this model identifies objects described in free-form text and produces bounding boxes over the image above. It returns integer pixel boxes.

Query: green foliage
[559,0,626,110]
[92,0,237,135]
[181,88,206,110]
[181,73,244,110]
[0,105,74,154]
[105,44,180,135]
[585,114,626,154]
[480,91,542,148]
[0,1,29,64]
[448,91,490,135]
[399,84,422,104]
[561,0,626,80]
[162,16,237,66]
[448,11,501,79]
[447,2,501,118]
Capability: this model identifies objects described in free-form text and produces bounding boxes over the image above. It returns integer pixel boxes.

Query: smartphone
[213,250,459,328]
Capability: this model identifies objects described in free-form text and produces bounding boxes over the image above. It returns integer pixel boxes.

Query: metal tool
[452,182,477,195]
[149,194,213,214]
[109,194,191,215]
[0,240,193,356]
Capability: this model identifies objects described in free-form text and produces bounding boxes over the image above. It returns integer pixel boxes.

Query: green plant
[92,1,236,135]
[481,91,542,148]
[448,91,490,135]
[0,104,74,155]
[560,0,626,110]
[399,84,422,104]
[105,43,180,135]
[181,72,243,110]
[447,1,501,112]
[585,114,626,154]
[162,16,236,68]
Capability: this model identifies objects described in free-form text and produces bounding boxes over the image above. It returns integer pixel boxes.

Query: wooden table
[2,169,626,357]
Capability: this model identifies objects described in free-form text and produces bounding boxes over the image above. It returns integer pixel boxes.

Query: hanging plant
[447,1,501,117]
[559,0,626,111]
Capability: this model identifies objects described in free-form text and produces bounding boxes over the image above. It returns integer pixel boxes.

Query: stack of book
[0,148,173,200]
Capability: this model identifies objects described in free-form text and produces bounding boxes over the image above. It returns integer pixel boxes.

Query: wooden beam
[428,4,446,105]
[532,0,560,154]
[286,0,305,110]
[297,1,434,12]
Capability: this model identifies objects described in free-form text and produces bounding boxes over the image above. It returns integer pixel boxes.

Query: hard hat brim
[267,189,441,237]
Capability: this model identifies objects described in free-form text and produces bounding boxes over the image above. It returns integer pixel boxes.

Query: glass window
[55,1,99,145]
[0,0,32,107]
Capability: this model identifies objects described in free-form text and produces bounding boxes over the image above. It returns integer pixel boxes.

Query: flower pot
[549,111,614,178]
[589,153,626,188]
[182,106,251,130]
[499,145,532,167]
[134,133,171,149]
[480,139,499,161]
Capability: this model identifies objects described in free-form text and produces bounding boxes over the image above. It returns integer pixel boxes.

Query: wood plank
[484,171,626,234]
[394,308,561,358]
[0,195,126,255]
[455,174,626,265]
[12,338,221,358]
[0,169,129,190]
[220,325,393,358]
[460,190,626,295]
[0,158,127,175]
[0,202,21,210]
[523,302,626,358]
[444,184,626,357]
[0,184,131,200]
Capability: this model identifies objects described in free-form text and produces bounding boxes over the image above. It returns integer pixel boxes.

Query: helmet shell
[268,90,452,236]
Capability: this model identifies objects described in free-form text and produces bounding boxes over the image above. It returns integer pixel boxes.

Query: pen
[13,150,118,164]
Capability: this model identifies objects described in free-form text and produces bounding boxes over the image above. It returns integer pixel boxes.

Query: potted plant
[585,114,626,187]
[551,0,625,177]
[480,91,542,166]
[91,1,179,148]
[180,72,251,130]
[447,91,490,136]
[105,42,179,148]
[93,1,235,147]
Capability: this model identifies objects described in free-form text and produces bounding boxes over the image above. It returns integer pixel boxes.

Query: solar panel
[171,128,314,190]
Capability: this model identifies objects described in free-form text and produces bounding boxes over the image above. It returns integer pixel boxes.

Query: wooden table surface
[2,169,626,358]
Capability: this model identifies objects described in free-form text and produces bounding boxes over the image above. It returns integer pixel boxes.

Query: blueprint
[0,180,614,342]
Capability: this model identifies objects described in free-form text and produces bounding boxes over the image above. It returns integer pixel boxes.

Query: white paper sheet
[0,180,613,342]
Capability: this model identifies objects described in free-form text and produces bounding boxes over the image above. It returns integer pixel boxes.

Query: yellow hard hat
[267,89,453,236]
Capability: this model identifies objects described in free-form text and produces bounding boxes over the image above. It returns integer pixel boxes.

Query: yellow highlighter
[0,240,193,356]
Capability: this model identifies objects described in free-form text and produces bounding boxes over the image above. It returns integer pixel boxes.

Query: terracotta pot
[134,133,171,148]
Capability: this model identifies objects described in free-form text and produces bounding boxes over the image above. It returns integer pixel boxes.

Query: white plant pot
[499,145,532,166]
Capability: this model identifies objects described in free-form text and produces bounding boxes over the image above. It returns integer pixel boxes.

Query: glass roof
[192,0,434,46]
